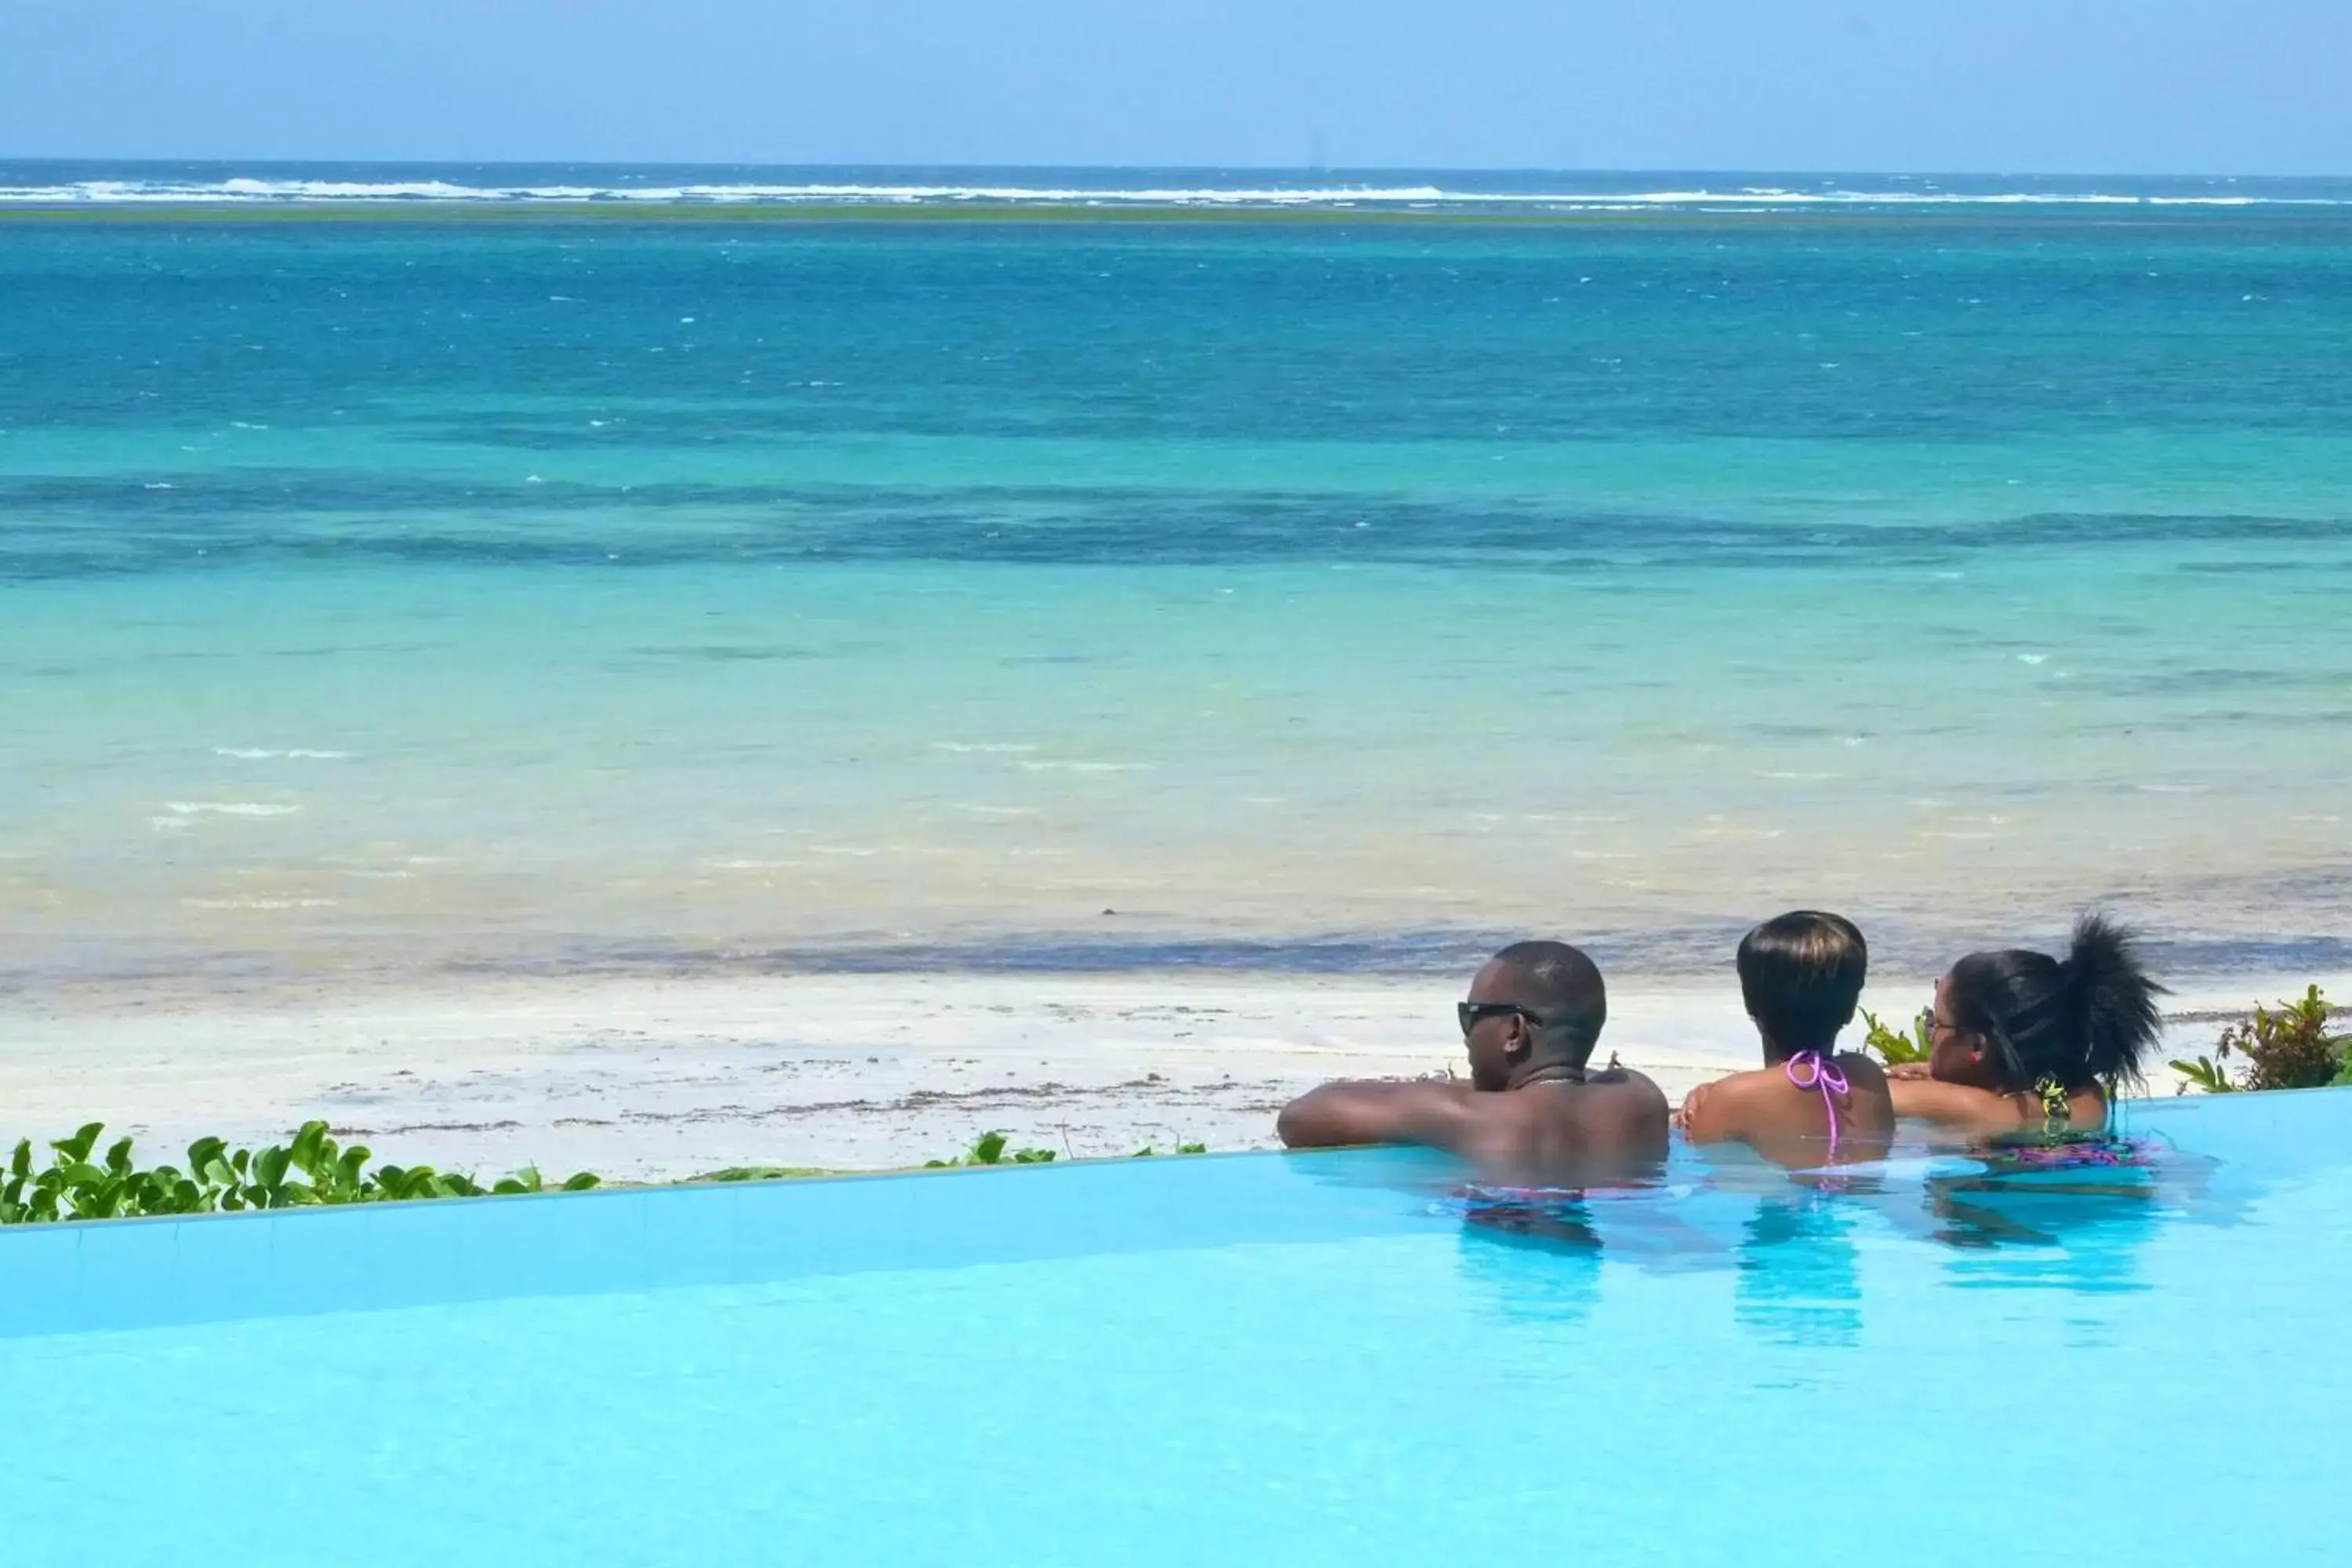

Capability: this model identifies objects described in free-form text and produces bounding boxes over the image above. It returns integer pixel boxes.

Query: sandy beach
[1,968,2329,1184]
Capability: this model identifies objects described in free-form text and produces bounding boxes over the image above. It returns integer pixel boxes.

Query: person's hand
[1675,1081,1712,1133]
[1885,1061,1933,1081]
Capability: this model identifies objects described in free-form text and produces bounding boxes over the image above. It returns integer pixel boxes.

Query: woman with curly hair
[1892,913,2166,1137]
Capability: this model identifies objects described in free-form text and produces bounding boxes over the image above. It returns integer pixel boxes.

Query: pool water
[2,1089,2346,1566]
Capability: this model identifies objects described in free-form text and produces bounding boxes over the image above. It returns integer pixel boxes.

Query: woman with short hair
[1679,910,1893,1169]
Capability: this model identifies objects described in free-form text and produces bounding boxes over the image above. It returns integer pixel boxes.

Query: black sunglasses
[1457,1001,1546,1035]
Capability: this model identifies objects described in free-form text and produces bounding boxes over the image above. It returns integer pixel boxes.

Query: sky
[2,0,2347,174]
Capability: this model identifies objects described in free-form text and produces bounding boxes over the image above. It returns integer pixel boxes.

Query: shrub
[2169,1054,2237,1095]
[2171,985,2343,1094]
[1,1120,597,1226]
[924,1131,1059,1167]
[719,1138,1208,1181]
[6,1121,1215,1223]
[1860,1008,1931,1066]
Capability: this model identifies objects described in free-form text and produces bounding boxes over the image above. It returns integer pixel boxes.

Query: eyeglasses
[1918,1007,1943,1040]
[1458,1001,1545,1035]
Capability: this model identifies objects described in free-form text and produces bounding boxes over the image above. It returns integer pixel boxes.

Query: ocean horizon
[4,162,2350,993]
[9,161,2352,211]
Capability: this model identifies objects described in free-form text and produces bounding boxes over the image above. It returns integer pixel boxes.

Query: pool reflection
[1435,1127,2237,1336]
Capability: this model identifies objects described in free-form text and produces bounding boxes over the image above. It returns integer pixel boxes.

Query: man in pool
[1275,940,1669,1185]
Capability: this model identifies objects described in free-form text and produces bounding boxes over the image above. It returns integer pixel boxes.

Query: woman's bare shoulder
[1831,1051,1893,1101]
[1888,1076,2019,1131]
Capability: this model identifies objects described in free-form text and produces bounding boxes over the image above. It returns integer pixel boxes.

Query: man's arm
[1276,1080,1479,1153]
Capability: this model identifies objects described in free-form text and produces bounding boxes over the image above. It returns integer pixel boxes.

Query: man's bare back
[1275,942,1670,1186]
[1279,1067,1667,1185]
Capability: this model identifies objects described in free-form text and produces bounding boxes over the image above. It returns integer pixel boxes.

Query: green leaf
[52,1122,106,1164]
[561,1172,601,1191]
[2169,1054,2237,1095]
[289,1121,329,1172]
[1860,1008,1930,1067]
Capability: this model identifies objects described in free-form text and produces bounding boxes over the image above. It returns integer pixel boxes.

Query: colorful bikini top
[1784,1051,1851,1164]
[2031,1076,2073,1134]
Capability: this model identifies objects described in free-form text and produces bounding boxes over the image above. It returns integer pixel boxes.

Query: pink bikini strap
[1784,1050,1850,1164]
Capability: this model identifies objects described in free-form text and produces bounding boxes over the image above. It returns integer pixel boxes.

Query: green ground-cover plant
[924,1131,1061,1167]
[2170,985,2347,1094]
[1,1120,597,1226]
[3,1121,1216,1223]
[2169,1053,2238,1095]
[1860,1008,1932,1067]
[707,1136,1209,1183]
[920,1131,1213,1167]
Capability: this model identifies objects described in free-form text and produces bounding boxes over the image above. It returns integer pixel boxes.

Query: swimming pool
[3,1089,2345,1566]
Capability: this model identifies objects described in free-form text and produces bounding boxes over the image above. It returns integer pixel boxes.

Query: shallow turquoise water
[4,176,2351,983]
[2,1088,2345,1565]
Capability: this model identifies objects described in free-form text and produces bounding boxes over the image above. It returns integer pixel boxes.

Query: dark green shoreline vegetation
[0,1123,1207,1226]
[2,1120,600,1225]
[1860,1009,1933,1066]
[4,990,2339,1226]
[2169,985,2350,1094]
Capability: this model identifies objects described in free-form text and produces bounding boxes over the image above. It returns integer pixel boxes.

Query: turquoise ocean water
[3,165,2350,987]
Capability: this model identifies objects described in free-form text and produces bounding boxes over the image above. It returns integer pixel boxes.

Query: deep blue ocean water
[2,165,2350,985]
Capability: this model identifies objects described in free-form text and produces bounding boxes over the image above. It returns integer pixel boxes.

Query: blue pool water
[3,1087,2346,1566]
[5,169,2352,991]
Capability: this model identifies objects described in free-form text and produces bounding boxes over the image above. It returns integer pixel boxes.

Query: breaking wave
[5,170,2349,210]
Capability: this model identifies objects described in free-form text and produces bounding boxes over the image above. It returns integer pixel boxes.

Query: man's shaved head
[1482,940,1608,1065]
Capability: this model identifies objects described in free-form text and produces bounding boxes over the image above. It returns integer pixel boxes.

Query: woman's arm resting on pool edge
[1887,1077,2021,1134]
[1276,1081,1475,1152]
[1676,1075,1755,1144]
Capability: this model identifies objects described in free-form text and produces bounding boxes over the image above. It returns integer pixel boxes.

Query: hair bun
[2063,912,2166,1085]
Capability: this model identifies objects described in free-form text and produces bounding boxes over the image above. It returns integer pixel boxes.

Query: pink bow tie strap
[1784,1050,1851,1163]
